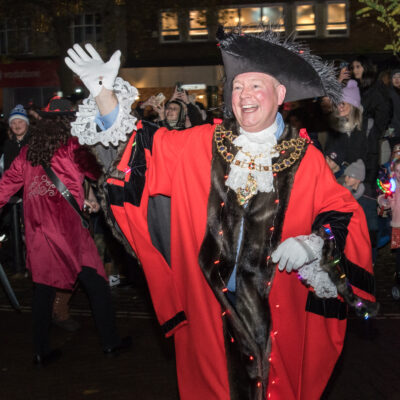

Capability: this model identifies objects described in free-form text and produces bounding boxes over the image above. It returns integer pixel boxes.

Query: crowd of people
[0,26,397,399]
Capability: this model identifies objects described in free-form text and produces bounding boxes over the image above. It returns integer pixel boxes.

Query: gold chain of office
[214,125,306,173]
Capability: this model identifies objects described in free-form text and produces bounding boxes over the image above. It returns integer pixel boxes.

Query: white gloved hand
[65,43,121,97]
[271,234,323,273]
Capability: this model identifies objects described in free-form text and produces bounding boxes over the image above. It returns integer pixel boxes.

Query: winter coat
[0,137,106,289]
[3,131,31,171]
[388,86,400,136]
[325,125,368,166]
[360,80,392,140]
[360,81,392,187]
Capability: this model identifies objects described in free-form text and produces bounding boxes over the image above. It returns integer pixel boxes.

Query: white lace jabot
[225,123,279,194]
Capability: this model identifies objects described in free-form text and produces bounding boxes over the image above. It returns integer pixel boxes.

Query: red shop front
[0,59,60,115]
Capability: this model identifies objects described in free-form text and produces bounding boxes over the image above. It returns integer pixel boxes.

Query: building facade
[0,0,394,113]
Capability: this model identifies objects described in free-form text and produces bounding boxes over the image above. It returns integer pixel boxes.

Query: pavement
[1,244,400,399]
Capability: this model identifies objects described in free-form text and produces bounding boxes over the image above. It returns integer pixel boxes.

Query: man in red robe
[66,27,377,399]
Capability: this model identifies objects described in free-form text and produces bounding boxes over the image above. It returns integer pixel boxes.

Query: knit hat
[216,26,342,118]
[325,149,344,168]
[324,141,345,167]
[344,159,365,181]
[8,104,29,125]
[341,79,361,109]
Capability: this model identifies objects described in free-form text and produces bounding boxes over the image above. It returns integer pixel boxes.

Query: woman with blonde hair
[325,79,369,182]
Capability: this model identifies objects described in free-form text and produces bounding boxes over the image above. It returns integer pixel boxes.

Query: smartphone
[155,93,166,105]
[176,82,183,92]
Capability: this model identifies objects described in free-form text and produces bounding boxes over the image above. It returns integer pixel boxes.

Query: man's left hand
[271,236,321,273]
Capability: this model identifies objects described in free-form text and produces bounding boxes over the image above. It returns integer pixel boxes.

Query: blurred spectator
[335,59,351,86]
[160,100,187,129]
[4,105,30,171]
[140,85,204,130]
[324,145,346,182]
[387,68,400,137]
[376,138,400,249]
[378,157,400,289]
[379,69,392,87]
[1,105,30,277]
[325,80,368,173]
[286,107,322,151]
[351,55,392,188]
[343,159,378,262]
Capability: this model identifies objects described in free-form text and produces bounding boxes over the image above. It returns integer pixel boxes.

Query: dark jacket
[360,80,392,140]
[325,125,368,167]
[3,131,31,171]
[388,86,400,136]
[359,81,392,189]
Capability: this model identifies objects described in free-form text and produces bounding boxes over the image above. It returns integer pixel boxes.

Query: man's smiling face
[231,72,286,132]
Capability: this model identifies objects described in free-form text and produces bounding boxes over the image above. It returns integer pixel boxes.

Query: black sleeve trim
[161,311,187,335]
[107,183,124,206]
[312,211,375,296]
[306,292,347,320]
[312,210,353,252]
[124,121,159,206]
[341,256,376,296]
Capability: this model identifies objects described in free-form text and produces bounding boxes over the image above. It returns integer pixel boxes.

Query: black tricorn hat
[38,96,75,118]
[217,26,342,118]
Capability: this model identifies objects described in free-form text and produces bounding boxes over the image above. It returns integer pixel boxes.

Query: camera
[339,61,349,69]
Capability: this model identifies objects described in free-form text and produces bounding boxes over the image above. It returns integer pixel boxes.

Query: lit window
[295,4,316,36]
[161,11,180,42]
[326,2,348,36]
[219,6,285,33]
[240,8,262,32]
[262,6,285,31]
[189,10,208,40]
[72,13,102,44]
[218,9,240,27]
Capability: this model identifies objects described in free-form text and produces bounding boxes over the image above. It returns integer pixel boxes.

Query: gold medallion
[236,174,258,205]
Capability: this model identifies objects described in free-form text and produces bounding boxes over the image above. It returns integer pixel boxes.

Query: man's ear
[277,85,286,105]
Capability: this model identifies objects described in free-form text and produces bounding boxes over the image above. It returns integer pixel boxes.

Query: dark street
[1,244,400,400]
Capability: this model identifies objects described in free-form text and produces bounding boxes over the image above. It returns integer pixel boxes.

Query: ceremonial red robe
[107,122,375,400]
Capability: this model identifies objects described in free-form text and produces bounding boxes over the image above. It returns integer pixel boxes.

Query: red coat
[0,138,106,289]
[107,123,375,400]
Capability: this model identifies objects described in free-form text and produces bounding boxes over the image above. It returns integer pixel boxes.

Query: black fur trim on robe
[92,120,160,258]
[198,122,308,400]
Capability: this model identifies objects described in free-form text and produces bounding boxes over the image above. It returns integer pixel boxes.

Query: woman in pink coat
[0,107,130,366]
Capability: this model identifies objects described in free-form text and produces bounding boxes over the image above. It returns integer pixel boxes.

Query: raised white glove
[271,234,323,273]
[65,43,121,97]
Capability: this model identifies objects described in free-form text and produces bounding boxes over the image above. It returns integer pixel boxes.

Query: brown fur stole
[198,121,308,400]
